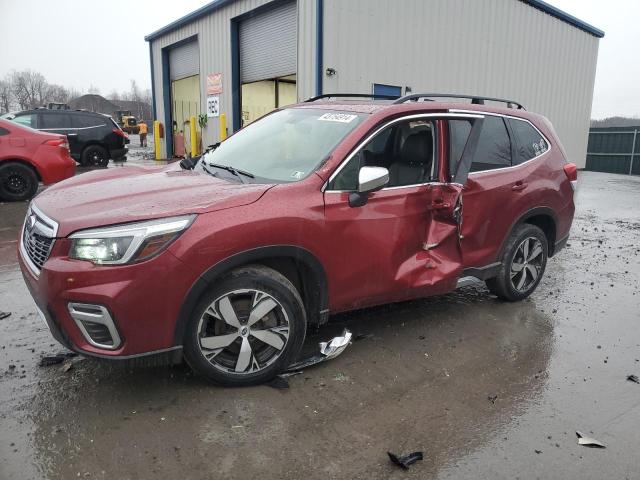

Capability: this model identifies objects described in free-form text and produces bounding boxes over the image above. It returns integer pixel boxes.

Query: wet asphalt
[1,147,640,478]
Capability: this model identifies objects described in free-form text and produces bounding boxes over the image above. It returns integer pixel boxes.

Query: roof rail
[393,93,525,110]
[305,93,400,102]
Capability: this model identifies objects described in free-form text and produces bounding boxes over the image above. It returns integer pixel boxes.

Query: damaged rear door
[322,113,483,311]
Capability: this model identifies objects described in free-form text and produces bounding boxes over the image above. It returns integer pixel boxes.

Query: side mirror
[349,166,389,207]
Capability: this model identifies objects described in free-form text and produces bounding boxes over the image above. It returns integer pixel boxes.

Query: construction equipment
[114,110,140,134]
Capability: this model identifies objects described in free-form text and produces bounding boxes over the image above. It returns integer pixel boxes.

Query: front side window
[328,119,436,190]
[509,118,548,164]
[201,108,366,183]
[12,114,36,128]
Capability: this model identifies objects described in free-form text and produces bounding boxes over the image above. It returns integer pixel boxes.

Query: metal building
[145,0,603,165]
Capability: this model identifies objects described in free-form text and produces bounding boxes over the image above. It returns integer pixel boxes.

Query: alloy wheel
[510,236,544,292]
[197,289,290,374]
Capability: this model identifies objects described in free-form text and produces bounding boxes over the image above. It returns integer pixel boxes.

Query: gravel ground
[1,170,639,479]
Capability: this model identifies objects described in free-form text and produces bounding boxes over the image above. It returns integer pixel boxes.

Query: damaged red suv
[19,93,576,386]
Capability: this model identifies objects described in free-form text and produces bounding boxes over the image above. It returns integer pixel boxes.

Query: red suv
[0,118,75,201]
[18,94,577,386]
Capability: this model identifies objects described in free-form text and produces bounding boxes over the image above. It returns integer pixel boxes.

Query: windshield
[201,108,366,183]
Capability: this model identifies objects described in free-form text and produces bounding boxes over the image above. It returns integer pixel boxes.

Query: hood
[34,164,274,237]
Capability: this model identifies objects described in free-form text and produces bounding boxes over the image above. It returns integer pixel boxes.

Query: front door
[322,115,479,312]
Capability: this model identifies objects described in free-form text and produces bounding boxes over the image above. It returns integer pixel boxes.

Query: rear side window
[448,120,472,178]
[73,114,105,128]
[13,114,36,128]
[470,116,511,172]
[509,118,549,164]
[40,113,71,129]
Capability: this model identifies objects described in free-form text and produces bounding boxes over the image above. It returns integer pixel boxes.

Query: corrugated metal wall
[322,0,600,169]
[150,0,317,157]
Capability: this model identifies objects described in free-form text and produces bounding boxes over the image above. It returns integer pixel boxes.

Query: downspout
[315,0,323,96]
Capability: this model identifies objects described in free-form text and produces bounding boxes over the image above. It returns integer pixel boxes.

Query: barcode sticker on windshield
[318,113,358,123]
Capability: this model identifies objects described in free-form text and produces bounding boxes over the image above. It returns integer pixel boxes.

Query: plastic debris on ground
[387,451,424,470]
[286,329,352,372]
[576,431,606,448]
[0,311,11,320]
[627,374,639,384]
[267,375,290,390]
[39,352,78,367]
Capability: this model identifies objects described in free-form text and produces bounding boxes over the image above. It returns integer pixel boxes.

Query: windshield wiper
[207,162,255,184]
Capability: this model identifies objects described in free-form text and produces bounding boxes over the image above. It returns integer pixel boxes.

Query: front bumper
[18,237,195,361]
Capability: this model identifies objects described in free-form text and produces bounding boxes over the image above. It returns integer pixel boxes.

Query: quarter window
[510,119,548,164]
[470,116,512,172]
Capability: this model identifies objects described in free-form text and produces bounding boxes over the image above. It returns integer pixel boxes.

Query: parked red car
[0,118,75,201]
[18,94,577,386]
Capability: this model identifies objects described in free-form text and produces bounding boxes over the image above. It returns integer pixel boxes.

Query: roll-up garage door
[169,40,200,81]
[239,1,297,84]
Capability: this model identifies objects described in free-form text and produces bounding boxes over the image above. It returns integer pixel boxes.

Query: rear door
[39,112,78,156]
[448,114,521,269]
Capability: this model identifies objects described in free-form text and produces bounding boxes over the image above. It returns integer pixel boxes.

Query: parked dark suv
[9,109,129,166]
[19,93,577,386]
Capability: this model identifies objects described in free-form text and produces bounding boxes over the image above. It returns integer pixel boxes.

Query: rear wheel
[486,224,548,301]
[0,162,38,201]
[184,265,307,386]
[81,145,109,167]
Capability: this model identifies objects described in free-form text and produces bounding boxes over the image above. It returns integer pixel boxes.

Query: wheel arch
[498,207,558,262]
[81,142,110,158]
[173,245,329,346]
[0,158,42,181]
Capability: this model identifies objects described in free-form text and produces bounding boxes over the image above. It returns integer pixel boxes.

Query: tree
[0,76,13,113]
[88,84,101,95]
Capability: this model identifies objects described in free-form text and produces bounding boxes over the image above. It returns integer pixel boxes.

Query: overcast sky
[0,0,637,119]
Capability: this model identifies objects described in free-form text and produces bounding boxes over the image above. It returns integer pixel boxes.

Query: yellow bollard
[189,115,198,157]
[153,120,162,160]
[219,114,227,142]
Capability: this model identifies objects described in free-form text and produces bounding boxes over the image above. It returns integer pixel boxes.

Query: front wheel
[184,265,307,386]
[0,162,39,201]
[486,224,548,301]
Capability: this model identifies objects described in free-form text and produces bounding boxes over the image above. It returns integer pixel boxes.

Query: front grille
[23,229,54,270]
[21,205,58,275]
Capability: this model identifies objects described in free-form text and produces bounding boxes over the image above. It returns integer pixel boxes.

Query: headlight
[69,215,195,265]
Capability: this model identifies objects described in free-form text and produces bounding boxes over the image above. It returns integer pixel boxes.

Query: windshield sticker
[318,113,358,123]
[291,171,304,180]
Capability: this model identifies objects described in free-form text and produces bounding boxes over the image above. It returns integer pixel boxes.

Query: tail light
[44,137,69,150]
[113,128,129,140]
[563,163,578,191]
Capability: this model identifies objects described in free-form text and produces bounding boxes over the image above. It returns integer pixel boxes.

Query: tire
[81,145,109,167]
[183,265,307,386]
[0,162,39,201]
[486,224,548,302]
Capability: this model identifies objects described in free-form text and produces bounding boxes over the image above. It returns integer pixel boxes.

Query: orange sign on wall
[206,73,223,95]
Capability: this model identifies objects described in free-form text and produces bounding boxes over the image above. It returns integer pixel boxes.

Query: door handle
[512,181,528,191]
